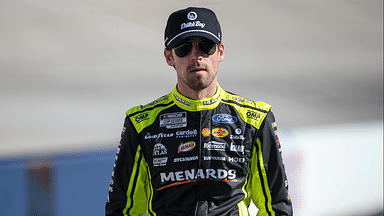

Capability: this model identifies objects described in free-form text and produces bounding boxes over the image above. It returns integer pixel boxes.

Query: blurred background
[0,0,382,215]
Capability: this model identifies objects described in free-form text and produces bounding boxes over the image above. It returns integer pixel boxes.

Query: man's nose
[190,43,204,61]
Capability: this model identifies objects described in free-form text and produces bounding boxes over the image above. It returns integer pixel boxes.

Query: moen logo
[135,113,149,123]
[246,111,261,120]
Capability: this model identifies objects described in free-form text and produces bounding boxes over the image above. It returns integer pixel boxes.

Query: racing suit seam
[221,99,269,113]
[128,101,174,117]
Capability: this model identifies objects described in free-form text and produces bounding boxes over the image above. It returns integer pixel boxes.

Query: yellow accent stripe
[145,161,156,216]
[123,145,147,215]
[237,200,249,215]
[256,138,275,216]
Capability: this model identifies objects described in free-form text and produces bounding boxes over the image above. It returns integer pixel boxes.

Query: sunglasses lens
[174,43,192,57]
[199,40,217,55]
[174,39,217,57]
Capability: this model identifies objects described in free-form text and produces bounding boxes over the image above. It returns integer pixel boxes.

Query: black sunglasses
[174,39,217,58]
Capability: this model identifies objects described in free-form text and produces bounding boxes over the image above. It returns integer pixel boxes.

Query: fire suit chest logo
[177,141,196,153]
[153,143,167,156]
[202,128,210,137]
[153,157,168,167]
[212,128,229,138]
[160,112,187,129]
[204,141,226,151]
[212,113,237,124]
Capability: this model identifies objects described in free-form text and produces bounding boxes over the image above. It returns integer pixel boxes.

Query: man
[106,7,293,216]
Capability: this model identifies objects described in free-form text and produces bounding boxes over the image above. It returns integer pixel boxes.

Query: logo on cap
[187,11,197,21]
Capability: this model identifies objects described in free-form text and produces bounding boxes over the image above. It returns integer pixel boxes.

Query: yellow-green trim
[171,83,224,111]
[123,145,148,216]
[256,138,275,216]
[145,161,156,216]
[221,92,271,130]
[237,200,249,216]
[127,95,174,134]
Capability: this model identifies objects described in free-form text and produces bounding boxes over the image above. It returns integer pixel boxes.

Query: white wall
[259,121,383,216]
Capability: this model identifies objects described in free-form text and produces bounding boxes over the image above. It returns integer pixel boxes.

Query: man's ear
[164,49,175,67]
[218,43,225,62]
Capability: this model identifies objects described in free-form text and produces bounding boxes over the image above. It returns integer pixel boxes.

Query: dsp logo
[212,128,229,138]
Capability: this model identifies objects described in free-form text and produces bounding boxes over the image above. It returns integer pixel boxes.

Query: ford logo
[212,114,237,124]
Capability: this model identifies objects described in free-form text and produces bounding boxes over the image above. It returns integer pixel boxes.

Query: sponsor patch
[134,113,149,123]
[228,157,245,163]
[204,141,226,151]
[160,112,187,129]
[141,96,168,109]
[230,134,245,141]
[212,114,237,124]
[212,128,229,138]
[230,143,245,153]
[173,156,198,163]
[204,156,226,161]
[160,168,236,183]
[246,111,261,121]
[145,132,174,140]
[153,143,167,156]
[203,97,218,105]
[178,141,196,153]
[153,157,168,167]
[174,94,191,106]
[176,129,197,138]
[202,128,210,137]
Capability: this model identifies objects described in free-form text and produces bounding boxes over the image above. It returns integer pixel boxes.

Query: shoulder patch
[222,91,271,129]
[126,93,174,133]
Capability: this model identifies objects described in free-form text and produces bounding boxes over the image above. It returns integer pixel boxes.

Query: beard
[180,65,217,91]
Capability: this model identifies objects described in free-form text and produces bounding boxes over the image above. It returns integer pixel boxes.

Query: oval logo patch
[212,128,229,138]
[178,141,196,153]
[212,114,237,124]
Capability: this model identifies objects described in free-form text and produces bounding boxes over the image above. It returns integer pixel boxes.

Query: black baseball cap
[164,7,222,49]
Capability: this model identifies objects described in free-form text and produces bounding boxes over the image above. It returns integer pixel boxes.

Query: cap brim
[166,30,220,49]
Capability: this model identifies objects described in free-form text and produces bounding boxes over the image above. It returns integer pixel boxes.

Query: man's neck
[177,83,217,100]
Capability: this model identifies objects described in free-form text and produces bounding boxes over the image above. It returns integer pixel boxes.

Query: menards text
[160,168,236,183]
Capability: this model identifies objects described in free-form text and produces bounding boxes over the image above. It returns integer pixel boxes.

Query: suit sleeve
[105,115,148,216]
[255,111,293,216]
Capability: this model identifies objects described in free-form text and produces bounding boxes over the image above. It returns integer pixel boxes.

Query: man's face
[164,37,225,92]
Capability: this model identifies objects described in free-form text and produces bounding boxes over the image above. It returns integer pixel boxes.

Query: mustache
[187,63,207,71]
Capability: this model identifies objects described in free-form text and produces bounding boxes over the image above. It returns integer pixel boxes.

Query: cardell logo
[212,114,237,124]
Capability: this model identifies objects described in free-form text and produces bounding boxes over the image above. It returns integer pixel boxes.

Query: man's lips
[189,67,206,72]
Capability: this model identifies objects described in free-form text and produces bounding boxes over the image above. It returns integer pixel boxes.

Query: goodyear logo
[212,128,229,138]
[246,111,261,121]
[135,113,149,123]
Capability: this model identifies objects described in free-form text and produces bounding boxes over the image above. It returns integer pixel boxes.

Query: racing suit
[106,84,293,216]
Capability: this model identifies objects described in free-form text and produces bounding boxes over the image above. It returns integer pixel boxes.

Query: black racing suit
[106,84,293,216]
